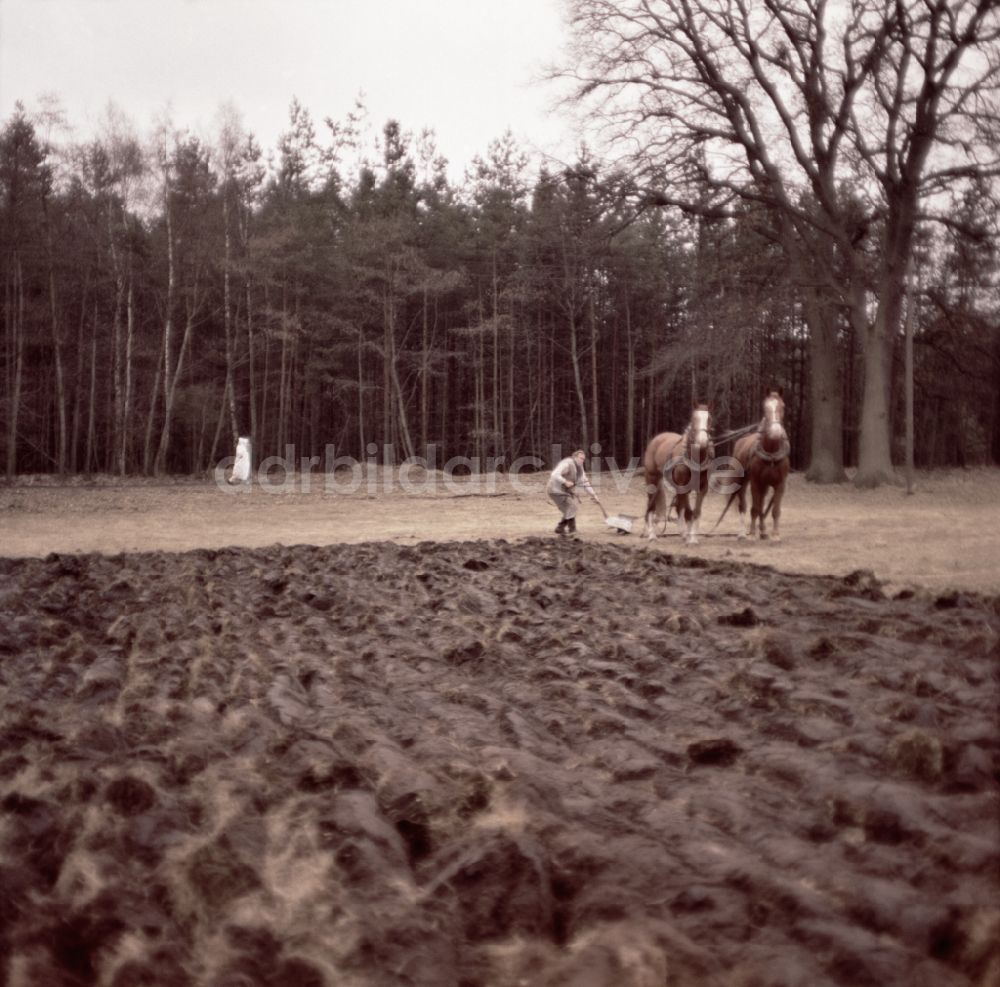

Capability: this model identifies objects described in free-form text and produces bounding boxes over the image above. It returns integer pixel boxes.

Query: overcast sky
[0,0,580,179]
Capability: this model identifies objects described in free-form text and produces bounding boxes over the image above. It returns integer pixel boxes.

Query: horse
[641,403,714,544]
[725,390,790,541]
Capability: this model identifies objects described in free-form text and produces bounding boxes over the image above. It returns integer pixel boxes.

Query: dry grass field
[1,467,999,594]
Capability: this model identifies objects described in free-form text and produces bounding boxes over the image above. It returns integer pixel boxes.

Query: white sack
[230,436,252,484]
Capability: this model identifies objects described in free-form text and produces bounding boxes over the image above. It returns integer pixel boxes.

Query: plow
[597,500,639,535]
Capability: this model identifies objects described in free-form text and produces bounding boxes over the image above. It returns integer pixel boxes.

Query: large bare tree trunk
[798,267,847,483]
[855,322,896,487]
[991,321,1000,466]
[854,253,899,488]
[804,311,846,483]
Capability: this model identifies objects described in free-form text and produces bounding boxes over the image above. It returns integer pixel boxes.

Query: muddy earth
[0,539,997,986]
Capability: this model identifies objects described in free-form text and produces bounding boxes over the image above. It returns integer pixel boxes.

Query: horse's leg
[675,492,689,542]
[770,481,784,542]
[749,480,763,539]
[643,478,661,540]
[641,473,654,538]
[642,493,656,538]
[736,480,749,540]
[688,482,706,545]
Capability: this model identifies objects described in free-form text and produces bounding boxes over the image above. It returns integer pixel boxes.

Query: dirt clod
[0,538,996,986]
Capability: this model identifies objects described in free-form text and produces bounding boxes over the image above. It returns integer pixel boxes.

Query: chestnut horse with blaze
[726,390,790,540]
[642,403,714,544]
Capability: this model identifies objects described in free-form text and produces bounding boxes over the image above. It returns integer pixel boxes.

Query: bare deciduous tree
[562,0,1000,485]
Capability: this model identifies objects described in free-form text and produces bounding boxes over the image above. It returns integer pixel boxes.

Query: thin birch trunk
[439,349,448,455]
[508,309,516,460]
[390,357,415,462]
[208,376,231,469]
[45,221,68,474]
[357,328,366,456]
[246,277,257,446]
[119,275,135,474]
[154,163,176,474]
[223,190,239,445]
[625,296,635,461]
[569,311,588,449]
[420,285,429,456]
[86,300,98,473]
[109,213,125,468]
[610,307,619,463]
[589,287,599,450]
[492,251,500,455]
[49,273,68,474]
[904,261,916,494]
[71,281,88,473]
[142,331,163,475]
[155,273,198,474]
[278,282,289,453]
[259,320,270,464]
[5,257,25,479]
[383,277,393,459]
[476,332,484,463]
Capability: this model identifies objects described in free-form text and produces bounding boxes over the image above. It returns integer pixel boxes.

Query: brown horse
[728,390,790,541]
[641,403,714,544]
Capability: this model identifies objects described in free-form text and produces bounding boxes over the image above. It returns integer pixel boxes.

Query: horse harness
[662,426,715,482]
[751,429,790,464]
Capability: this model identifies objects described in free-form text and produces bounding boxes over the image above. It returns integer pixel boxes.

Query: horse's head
[762,390,784,425]
[759,390,788,455]
[688,402,712,458]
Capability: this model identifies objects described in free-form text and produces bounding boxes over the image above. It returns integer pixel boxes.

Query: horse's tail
[712,488,740,532]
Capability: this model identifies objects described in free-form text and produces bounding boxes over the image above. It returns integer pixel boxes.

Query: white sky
[0,0,581,180]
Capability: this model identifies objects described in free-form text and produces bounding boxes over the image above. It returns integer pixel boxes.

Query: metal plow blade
[604,514,637,534]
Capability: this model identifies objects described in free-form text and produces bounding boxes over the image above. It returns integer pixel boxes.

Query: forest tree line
[2,19,998,486]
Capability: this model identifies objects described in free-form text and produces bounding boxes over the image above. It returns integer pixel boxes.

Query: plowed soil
[0,471,997,986]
